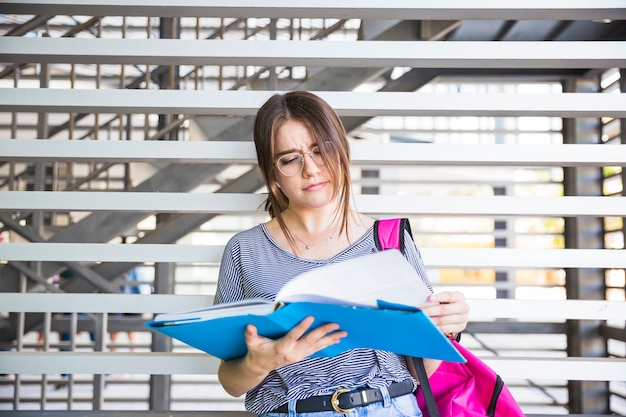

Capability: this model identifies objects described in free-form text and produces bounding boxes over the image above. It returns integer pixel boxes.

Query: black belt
[271,380,414,414]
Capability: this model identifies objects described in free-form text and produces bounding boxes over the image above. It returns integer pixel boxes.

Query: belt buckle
[331,388,354,414]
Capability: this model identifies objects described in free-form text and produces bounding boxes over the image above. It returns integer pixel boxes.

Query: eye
[311,146,322,155]
[279,154,301,165]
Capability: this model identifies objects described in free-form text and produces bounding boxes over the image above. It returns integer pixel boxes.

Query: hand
[244,316,347,374]
[218,316,347,397]
[420,291,469,337]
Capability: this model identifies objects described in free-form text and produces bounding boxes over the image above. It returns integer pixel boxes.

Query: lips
[304,181,327,192]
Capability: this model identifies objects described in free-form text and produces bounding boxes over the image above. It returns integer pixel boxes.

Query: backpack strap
[378,217,463,343]
[413,356,440,417]
[374,217,413,252]
[375,218,442,417]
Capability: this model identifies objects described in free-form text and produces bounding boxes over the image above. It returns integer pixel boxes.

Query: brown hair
[253,91,352,248]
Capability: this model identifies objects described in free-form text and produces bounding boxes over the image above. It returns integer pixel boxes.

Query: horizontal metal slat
[1,0,624,20]
[355,195,626,217]
[0,192,268,213]
[0,140,258,164]
[0,243,225,263]
[467,299,626,321]
[1,192,624,217]
[0,351,221,375]
[3,140,626,167]
[2,90,625,117]
[1,244,624,268]
[2,293,623,321]
[484,357,626,381]
[1,351,624,381]
[0,293,213,314]
[3,38,625,69]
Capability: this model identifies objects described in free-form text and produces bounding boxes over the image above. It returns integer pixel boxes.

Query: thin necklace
[292,225,339,250]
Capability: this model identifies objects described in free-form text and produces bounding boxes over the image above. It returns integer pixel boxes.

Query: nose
[301,152,321,175]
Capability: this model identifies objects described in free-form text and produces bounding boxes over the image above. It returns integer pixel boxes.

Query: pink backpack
[375,218,525,417]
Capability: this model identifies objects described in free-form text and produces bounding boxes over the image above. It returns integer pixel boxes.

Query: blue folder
[146,301,465,363]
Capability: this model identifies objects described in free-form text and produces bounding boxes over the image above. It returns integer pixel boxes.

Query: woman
[214,91,469,416]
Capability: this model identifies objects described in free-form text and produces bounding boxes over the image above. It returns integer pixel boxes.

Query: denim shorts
[258,392,422,417]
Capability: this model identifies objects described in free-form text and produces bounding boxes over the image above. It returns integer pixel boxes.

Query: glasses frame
[274,145,325,177]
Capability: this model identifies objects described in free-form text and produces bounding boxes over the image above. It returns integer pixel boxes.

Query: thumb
[244,324,260,342]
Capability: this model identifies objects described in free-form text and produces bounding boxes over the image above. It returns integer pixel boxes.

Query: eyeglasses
[274,145,325,177]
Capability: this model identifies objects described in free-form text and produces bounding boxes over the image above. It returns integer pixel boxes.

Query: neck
[283,207,340,235]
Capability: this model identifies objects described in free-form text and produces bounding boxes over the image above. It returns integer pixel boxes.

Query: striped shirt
[214,223,432,414]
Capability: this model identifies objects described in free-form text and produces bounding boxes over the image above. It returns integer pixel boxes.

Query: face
[273,120,336,212]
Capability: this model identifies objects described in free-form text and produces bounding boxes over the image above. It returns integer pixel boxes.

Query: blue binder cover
[146,301,465,363]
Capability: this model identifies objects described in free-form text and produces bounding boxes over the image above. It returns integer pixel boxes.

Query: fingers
[428,290,465,305]
[421,291,470,335]
[279,317,347,361]
[244,317,347,371]
[300,320,348,353]
[283,315,316,342]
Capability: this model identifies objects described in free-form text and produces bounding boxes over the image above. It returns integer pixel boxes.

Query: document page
[276,249,433,309]
[151,298,274,325]
[151,250,432,326]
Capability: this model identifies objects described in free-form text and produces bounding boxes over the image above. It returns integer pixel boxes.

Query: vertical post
[619,68,626,284]
[32,46,50,409]
[13,276,28,409]
[158,17,181,141]
[562,77,609,414]
[493,117,514,299]
[40,312,51,408]
[149,213,176,410]
[268,19,278,90]
[34,56,49,231]
[493,187,513,299]
[92,313,107,409]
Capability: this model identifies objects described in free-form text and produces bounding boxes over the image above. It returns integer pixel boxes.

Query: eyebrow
[274,143,318,158]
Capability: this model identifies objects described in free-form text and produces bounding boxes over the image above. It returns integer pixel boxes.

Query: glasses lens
[276,153,303,176]
[309,146,324,165]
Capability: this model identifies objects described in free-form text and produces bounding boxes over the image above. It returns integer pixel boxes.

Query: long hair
[253,91,352,248]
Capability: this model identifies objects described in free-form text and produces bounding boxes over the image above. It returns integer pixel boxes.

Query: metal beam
[3,293,623,321]
[0,293,213,313]
[1,244,625,268]
[2,140,626,166]
[2,89,625,117]
[1,192,625,217]
[1,350,624,381]
[3,38,625,68]
[1,0,624,20]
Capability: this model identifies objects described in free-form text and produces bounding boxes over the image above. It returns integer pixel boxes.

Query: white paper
[276,249,432,308]
[152,249,432,325]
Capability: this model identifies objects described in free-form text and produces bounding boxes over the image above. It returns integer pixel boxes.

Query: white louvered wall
[0,1,624,415]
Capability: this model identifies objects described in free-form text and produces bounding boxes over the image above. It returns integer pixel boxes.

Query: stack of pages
[146,249,464,362]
